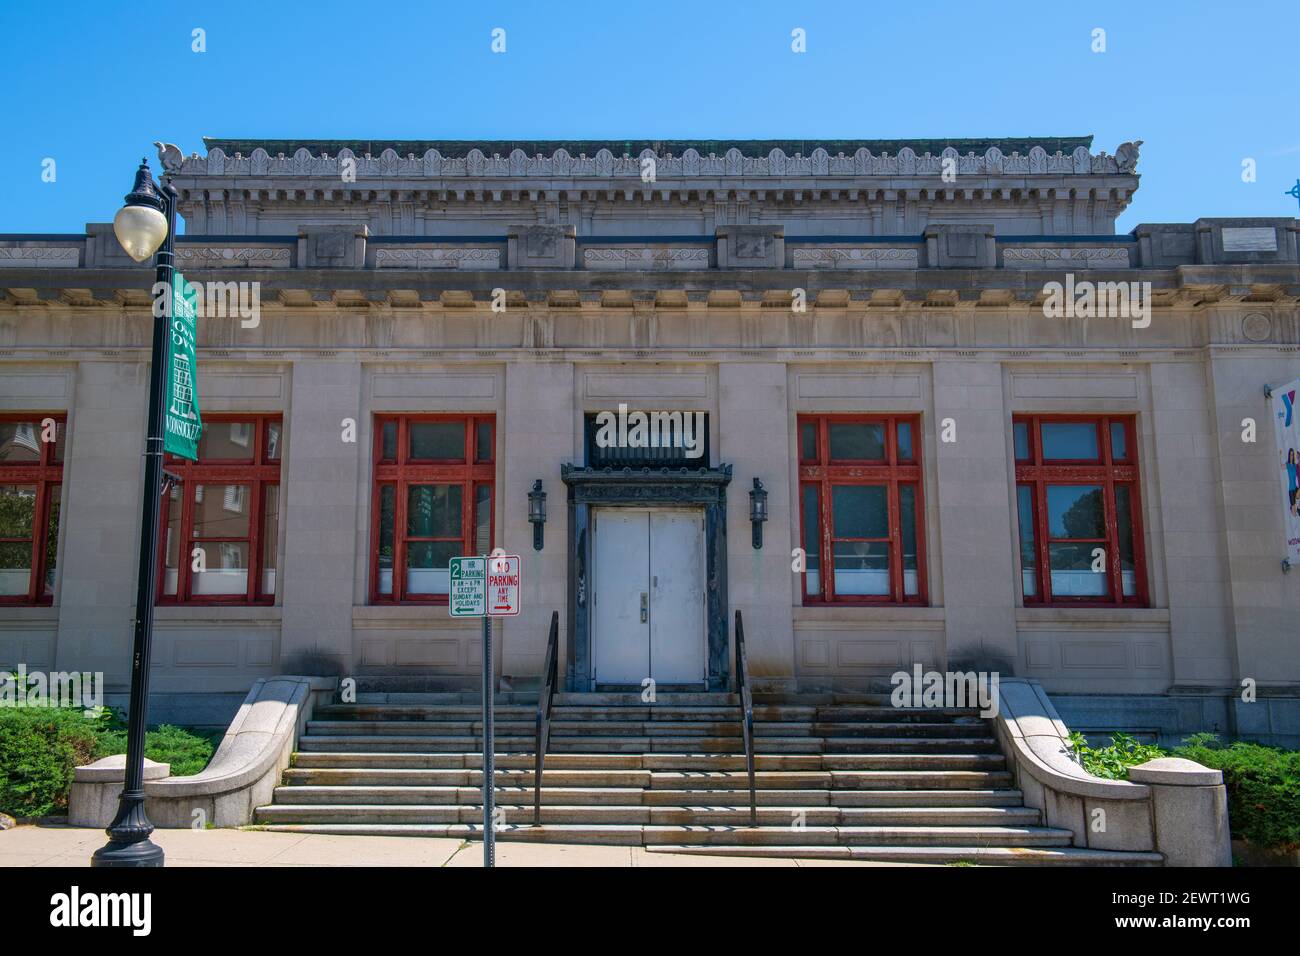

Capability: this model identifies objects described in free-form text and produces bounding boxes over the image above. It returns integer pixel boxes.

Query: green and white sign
[163,272,203,461]
[448,556,487,617]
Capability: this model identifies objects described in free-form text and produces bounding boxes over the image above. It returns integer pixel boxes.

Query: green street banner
[163,272,203,460]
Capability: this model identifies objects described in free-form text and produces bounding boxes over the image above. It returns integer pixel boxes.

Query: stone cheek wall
[995,680,1232,866]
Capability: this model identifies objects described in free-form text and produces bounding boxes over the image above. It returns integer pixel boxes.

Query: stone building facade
[1,137,1298,745]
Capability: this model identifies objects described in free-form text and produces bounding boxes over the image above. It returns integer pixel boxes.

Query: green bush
[1173,733,1300,852]
[0,706,108,816]
[96,721,222,777]
[0,705,221,818]
[1067,731,1165,780]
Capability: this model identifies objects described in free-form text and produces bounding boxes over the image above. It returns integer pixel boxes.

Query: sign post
[480,612,493,867]
[449,554,520,868]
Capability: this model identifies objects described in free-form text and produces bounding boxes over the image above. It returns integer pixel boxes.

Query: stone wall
[1,198,1297,738]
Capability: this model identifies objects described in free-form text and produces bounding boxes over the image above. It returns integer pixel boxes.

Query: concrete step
[272,779,1024,807]
[638,753,1006,771]
[280,767,1017,794]
[315,703,981,723]
[272,785,642,806]
[256,801,1043,828]
[292,752,643,770]
[553,693,739,706]
[297,734,998,755]
[346,691,905,707]
[640,824,1073,847]
[645,845,1165,866]
[303,718,991,740]
[287,764,1024,796]
[284,767,653,788]
[290,751,1007,775]
[353,692,538,705]
[554,720,988,738]
[314,704,537,720]
[253,822,1073,848]
[642,787,1025,807]
[307,720,539,736]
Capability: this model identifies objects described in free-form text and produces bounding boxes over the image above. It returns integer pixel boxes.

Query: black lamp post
[528,479,547,551]
[748,477,768,549]
[91,159,176,867]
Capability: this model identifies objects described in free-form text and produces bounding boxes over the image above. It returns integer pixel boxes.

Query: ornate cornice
[205,137,1096,159]
[179,141,1138,179]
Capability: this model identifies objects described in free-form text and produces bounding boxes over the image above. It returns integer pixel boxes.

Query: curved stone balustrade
[69,675,336,829]
[993,678,1231,866]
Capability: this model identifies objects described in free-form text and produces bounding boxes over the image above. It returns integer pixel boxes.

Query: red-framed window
[797,414,926,605]
[371,414,495,604]
[158,415,282,605]
[1013,414,1146,607]
[0,414,65,605]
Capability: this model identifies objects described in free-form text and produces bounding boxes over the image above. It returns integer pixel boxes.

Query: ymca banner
[1273,377,1300,563]
[163,272,203,460]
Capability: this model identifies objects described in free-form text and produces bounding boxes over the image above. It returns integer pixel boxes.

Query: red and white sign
[486,554,521,616]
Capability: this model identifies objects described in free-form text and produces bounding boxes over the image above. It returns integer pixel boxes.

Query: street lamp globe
[113,159,169,262]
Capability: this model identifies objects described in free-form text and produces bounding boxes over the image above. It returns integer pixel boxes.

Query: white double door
[592,508,706,686]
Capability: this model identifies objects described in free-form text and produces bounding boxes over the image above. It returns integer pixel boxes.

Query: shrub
[1173,734,1300,852]
[95,721,222,777]
[0,704,221,818]
[1067,731,1166,780]
[0,706,108,816]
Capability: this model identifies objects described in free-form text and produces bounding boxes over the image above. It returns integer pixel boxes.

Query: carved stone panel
[508,224,576,270]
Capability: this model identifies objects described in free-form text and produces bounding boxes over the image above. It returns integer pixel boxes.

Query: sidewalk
[0,823,921,867]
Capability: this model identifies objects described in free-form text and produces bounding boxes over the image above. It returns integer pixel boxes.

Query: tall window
[798,414,926,605]
[159,415,282,604]
[1013,414,1146,606]
[0,415,64,605]
[371,415,495,603]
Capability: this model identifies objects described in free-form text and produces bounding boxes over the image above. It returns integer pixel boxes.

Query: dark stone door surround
[561,464,732,691]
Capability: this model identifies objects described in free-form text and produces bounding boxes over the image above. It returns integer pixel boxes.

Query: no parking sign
[487,554,521,616]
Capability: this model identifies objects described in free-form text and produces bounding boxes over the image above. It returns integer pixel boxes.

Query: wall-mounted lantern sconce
[528,479,547,551]
[748,477,768,549]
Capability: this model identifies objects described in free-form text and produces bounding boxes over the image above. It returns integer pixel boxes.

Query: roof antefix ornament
[175,137,1137,179]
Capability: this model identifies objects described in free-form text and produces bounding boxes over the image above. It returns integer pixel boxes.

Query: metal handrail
[735,610,757,826]
[533,611,560,825]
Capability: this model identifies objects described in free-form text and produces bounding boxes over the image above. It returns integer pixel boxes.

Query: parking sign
[448,557,487,617]
[487,554,521,616]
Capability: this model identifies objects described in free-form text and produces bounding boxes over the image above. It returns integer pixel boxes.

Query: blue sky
[1,0,1296,234]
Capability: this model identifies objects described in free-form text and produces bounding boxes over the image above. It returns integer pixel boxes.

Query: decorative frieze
[176,246,291,268]
[0,247,80,268]
[582,247,710,271]
[1002,246,1132,269]
[375,248,502,270]
[791,248,919,270]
